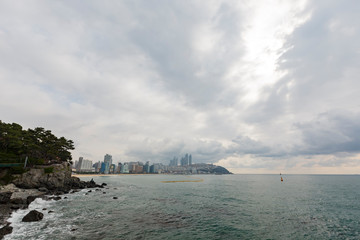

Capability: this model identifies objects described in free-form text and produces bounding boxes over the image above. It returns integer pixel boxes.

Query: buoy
[281,177,283,182]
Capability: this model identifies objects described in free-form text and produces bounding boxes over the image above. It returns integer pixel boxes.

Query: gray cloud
[1,1,360,172]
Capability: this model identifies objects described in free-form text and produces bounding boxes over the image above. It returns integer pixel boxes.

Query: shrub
[44,167,54,174]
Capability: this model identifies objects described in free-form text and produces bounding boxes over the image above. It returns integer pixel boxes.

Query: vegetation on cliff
[0,120,74,166]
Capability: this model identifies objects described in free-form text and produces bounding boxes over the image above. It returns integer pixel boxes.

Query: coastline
[72,173,152,177]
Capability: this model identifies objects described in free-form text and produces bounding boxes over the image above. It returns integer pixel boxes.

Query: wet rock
[43,208,47,210]
[113,197,118,199]
[49,196,61,201]
[27,195,37,205]
[71,228,77,231]
[87,190,92,193]
[48,210,54,213]
[103,192,106,194]
[38,187,48,192]
[22,210,44,222]
[10,205,20,210]
[64,197,68,199]
[101,183,107,187]
[0,223,13,239]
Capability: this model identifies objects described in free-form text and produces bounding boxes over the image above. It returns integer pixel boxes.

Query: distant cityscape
[73,153,230,174]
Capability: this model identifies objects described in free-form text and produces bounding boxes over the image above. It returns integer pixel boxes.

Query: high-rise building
[180,153,191,166]
[76,157,94,172]
[144,161,150,173]
[110,164,116,174]
[169,157,178,166]
[120,163,129,173]
[100,162,107,174]
[104,154,112,174]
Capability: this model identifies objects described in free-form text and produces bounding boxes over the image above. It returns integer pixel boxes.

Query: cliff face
[12,162,73,190]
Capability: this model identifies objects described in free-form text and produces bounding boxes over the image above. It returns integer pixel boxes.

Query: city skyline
[1,1,360,174]
[73,152,227,175]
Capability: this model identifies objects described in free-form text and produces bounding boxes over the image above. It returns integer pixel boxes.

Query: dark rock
[101,183,107,187]
[64,197,68,199]
[55,191,64,196]
[88,190,92,193]
[95,189,101,191]
[27,196,37,205]
[0,192,12,204]
[113,197,118,199]
[22,210,44,222]
[43,208,47,210]
[10,198,25,205]
[85,193,88,195]
[71,228,77,231]
[52,196,61,201]
[38,187,48,192]
[48,210,54,213]
[103,192,106,194]
[0,224,13,239]
[10,205,20,210]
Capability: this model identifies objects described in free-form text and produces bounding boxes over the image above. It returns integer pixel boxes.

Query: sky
[1,0,360,174]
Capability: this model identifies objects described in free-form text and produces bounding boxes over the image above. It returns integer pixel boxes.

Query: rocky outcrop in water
[22,210,44,222]
[0,224,13,239]
[0,163,103,238]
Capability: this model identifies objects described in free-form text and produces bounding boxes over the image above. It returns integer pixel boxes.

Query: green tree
[0,120,75,165]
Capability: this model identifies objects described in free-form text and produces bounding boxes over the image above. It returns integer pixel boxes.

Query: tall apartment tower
[189,154,192,165]
[104,154,112,174]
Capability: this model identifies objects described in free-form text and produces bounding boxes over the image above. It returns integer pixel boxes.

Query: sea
[4,174,360,239]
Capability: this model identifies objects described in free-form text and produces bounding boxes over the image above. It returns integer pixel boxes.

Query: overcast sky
[1,0,359,173]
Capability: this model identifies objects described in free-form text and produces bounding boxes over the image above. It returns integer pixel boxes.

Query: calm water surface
[6,174,360,239]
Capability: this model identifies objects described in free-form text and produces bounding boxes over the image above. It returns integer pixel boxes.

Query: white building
[76,157,94,172]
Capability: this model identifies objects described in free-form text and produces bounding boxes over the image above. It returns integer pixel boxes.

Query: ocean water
[5,174,360,239]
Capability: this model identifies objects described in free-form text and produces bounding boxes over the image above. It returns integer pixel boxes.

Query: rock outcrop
[10,162,102,193]
[12,162,72,190]
[22,210,44,222]
[0,163,103,238]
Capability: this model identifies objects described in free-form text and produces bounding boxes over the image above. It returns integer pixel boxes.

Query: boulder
[22,210,44,222]
[0,224,13,239]
[10,205,20,210]
[27,196,37,205]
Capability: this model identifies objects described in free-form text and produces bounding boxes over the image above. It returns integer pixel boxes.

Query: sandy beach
[72,173,151,177]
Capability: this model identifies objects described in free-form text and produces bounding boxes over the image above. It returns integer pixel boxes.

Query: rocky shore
[0,162,104,239]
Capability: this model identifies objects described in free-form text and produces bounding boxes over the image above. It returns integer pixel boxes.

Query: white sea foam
[5,197,63,240]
